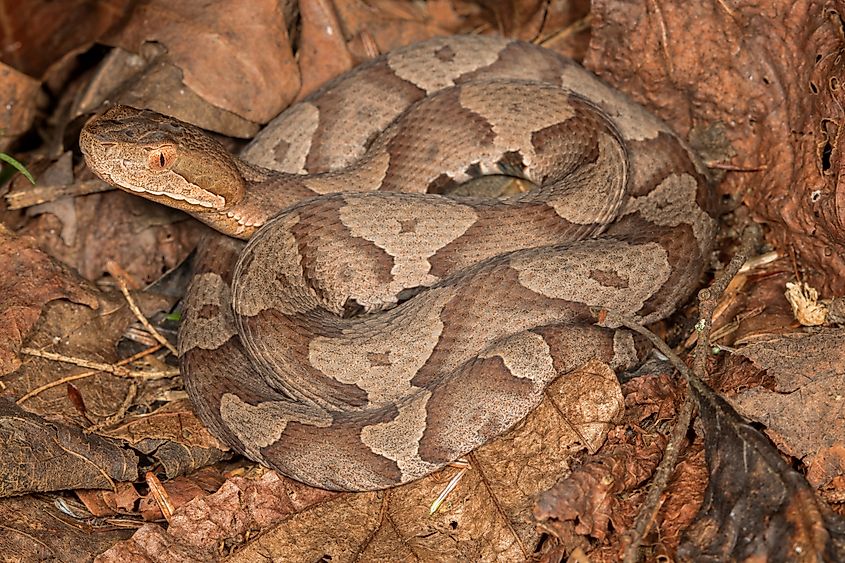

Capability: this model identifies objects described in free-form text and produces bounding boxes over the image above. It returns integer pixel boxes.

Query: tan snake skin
[80,35,718,491]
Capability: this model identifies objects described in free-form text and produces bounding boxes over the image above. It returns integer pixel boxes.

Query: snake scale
[79,35,717,491]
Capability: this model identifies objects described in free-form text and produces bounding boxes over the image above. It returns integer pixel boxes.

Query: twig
[106,260,178,357]
[648,0,674,77]
[430,458,471,514]
[704,161,767,172]
[715,0,737,20]
[4,179,112,210]
[84,382,138,434]
[617,225,761,563]
[146,471,176,523]
[17,344,177,404]
[538,14,592,49]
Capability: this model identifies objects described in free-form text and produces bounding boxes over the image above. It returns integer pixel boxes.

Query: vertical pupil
[159,153,166,167]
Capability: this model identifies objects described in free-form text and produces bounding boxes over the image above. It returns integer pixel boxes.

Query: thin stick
[84,382,138,434]
[17,344,176,404]
[106,261,178,357]
[618,225,761,563]
[704,161,767,172]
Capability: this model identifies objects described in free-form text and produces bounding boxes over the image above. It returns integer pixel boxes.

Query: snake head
[79,105,246,212]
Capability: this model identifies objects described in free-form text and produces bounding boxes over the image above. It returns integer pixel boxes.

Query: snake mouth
[122,183,224,209]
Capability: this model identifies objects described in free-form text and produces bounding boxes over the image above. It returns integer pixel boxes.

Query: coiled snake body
[80,35,717,491]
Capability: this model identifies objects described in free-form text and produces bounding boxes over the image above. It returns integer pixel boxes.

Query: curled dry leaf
[732,329,845,489]
[678,377,845,560]
[97,360,624,561]
[0,227,99,375]
[0,398,138,498]
[103,399,229,479]
[586,0,845,294]
[533,431,667,545]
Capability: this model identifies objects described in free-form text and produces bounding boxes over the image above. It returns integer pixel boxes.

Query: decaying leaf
[732,328,845,489]
[0,227,99,375]
[586,0,845,295]
[0,398,138,497]
[0,494,133,561]
[101,0,299,125]
[102,399,229,479]
[678,376,845,560]
[533,418,667,544]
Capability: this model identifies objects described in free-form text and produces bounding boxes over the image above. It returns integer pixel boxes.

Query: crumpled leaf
[0,398,138,497]
[533,428,666,543]
[0,494,132,560]
[678,376,845,560]
[98,360,624,561]
[732,328,845,488]
[97,470,336,562]
[586,0,845,295]
[103,400,229,479]
[102,0,298,124]
[0,226,99,375]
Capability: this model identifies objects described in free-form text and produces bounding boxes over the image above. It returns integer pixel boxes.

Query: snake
[79,35,717,491]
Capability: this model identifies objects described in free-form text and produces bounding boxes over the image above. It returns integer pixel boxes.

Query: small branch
[4,179,112,210]
[17,344,177,404]
[648,0,674,77]
[704,161,767,172]
[106,261,179,357]
[618,224,761,563]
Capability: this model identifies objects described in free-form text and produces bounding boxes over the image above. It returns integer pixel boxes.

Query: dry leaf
[732,329,845,488]
[0,61,40,152]
[587,0,845,295]
[103,0,299,124]
[0,494,132,560]
[297,0,355,99]
[0,227,99,375]
[103,399,229,479]
[0,398,138,497]
[98,361,624,561]
[678,377,845,560]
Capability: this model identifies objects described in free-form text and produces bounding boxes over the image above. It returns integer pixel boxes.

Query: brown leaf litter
[2,0,845,560]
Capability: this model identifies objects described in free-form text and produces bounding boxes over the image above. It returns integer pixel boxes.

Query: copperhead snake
[79,35,717,491]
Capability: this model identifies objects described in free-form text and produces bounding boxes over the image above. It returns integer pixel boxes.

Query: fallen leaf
[534,433,666,543]
[0,62,40,152]
[678,376,845,560]
[102,0,299,124]
[103,399,229,479]
[0,227,99,375]
[19,186,205,286]
[0,398,138,497]
[732,328,845,488]
[297,0,355,99]
[0,494,132,560]
[98,360,624,561]
[586,0,845,295]
[0,0,131,79]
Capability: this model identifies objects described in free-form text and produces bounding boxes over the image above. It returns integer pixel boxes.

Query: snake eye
[147,146,176,171]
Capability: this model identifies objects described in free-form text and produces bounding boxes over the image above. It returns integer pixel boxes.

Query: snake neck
[186,160,306,239]
[201,153,395,239]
